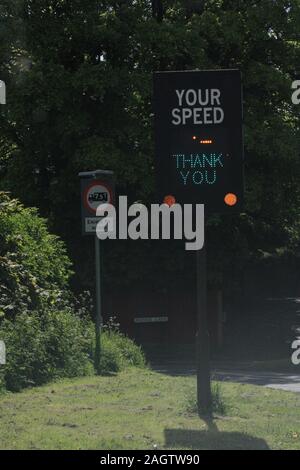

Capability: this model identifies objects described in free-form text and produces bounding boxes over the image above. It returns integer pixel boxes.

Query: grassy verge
[0,368,300,450]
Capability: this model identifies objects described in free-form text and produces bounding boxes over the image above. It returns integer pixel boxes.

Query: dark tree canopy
[0,0,299,290]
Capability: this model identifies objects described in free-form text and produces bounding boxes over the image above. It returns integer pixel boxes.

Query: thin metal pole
[196,220,212,415]
[95,235,102,375]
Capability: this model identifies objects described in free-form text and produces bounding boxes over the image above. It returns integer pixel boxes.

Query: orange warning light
[200,140,213,144]
[224,193,238,207]
[163,195,176,207]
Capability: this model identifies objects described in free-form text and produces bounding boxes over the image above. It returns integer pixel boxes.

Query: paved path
[153,364,300,393]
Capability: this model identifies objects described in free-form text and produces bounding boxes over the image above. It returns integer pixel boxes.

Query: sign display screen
[154,70,244,213]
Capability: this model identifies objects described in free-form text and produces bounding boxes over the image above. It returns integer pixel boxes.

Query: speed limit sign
[79,170,115,235]
[83,181,113,214]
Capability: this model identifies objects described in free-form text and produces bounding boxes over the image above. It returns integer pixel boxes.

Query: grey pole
[95,234,102,374]
[196,217,212,415]
[0,80,6,105]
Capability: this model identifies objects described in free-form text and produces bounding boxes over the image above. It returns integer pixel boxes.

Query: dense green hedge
[0,192,72,319]
[0,310,94,391]
[0,314,146,392]
[0,193,146,392]
[100,330,146,374]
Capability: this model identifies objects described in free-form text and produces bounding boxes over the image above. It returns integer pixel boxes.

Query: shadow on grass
[164,418,269,450]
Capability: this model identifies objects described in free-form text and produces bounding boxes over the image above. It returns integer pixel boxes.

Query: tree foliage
[0,0,299,289]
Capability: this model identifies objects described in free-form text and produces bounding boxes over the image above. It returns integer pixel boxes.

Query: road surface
[153,364,300,393]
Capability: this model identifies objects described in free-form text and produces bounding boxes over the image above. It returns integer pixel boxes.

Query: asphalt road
[214,370,300,392]
[153,364,300,393]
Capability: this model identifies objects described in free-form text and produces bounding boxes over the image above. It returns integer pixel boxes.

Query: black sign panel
[154,69,244,213]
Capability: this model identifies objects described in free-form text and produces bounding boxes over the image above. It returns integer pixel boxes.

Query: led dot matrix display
[154,69,244,213]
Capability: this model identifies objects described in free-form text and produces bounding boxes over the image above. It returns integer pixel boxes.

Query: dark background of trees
[0,0,299,304]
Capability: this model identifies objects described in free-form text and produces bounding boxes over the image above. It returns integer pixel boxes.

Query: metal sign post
[0,83,6,366]
[196,218,212,414]
[0,340,6,365]
[79,170,115,374]
[0,80,6,105]
[94,235,102,374]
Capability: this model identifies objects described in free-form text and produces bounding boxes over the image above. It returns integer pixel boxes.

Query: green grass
[0,368,300,450]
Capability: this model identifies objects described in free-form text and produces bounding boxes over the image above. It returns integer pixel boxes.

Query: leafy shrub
[0,312,146,392]
[100,330,146,374]
[0,193,146,391]
[43,310,94,379]
[99,335,122,374]
[0,310,94,391]
[0,192,73,319]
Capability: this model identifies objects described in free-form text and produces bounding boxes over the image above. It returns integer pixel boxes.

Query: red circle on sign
[83,180,113,215]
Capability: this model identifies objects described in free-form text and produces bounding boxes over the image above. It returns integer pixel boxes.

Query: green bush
[100,330,146,374]
[0,193,146,391]
[99,335,122,374]
[0,313,146,392]
[0,192,73,319]
[0,310,94,391]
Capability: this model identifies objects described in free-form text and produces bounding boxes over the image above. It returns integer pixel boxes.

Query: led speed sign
[154,69,244,213]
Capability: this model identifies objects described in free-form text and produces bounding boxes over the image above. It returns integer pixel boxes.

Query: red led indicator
[163,195,176,207]
[192,136,213,144]
[224,193,238,207]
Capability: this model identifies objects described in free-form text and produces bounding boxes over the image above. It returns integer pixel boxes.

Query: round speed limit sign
[83,181,113,214]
